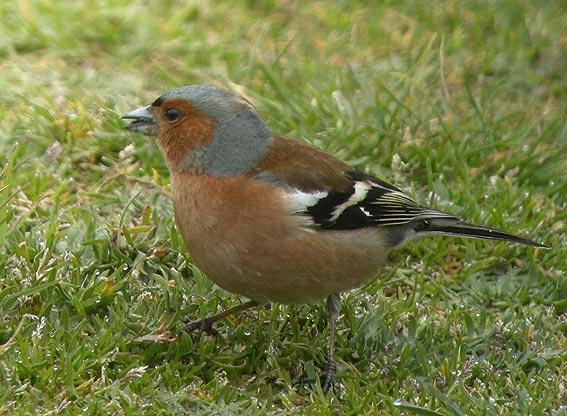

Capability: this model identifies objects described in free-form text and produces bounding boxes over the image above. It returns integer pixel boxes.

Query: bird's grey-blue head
[155,85,253,121]
[123,85,273,176]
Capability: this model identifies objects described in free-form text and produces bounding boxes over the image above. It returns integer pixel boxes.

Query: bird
[122,84,548,389]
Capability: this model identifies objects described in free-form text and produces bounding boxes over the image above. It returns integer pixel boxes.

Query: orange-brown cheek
[157,115,217,170]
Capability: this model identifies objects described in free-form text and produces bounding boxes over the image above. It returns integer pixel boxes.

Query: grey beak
[121,105,158,136]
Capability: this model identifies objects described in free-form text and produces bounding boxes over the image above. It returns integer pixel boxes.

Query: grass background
[1,0,566,414]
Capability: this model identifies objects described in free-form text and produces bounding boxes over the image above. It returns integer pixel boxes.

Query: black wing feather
[304,170,547,248]
[307,170,456,229]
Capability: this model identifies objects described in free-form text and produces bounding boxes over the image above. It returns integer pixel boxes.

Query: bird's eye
[164,108,181,121]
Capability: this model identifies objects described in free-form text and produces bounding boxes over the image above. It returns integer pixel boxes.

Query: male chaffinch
[122,84,547,388]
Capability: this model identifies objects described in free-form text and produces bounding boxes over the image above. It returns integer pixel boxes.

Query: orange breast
[170,172,388,304]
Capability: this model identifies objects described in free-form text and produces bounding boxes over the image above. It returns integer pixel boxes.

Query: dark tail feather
[416,220,549,249]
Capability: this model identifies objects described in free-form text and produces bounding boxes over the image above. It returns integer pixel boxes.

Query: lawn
[1,1,566,414]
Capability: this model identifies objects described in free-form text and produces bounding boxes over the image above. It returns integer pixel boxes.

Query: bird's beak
[121,105,159,136]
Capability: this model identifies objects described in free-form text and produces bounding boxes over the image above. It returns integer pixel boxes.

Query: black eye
[164,108,181,121]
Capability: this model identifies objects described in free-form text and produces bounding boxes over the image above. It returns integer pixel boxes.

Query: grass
[1,0,566,414]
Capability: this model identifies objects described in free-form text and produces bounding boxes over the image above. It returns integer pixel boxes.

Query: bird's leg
[184,300,258,338]
[321,293,340,392]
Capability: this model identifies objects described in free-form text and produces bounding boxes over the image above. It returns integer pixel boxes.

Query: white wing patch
[329,180,372,222]
[282,189,328,214]
[360,207,371,217]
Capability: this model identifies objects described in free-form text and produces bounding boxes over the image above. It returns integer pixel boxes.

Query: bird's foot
[181,300,258,341]
[295,359,339,392]
[183,316,219,340]
[320,358,338,393]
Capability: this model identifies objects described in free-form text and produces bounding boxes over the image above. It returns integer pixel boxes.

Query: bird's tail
[413,217,549,248]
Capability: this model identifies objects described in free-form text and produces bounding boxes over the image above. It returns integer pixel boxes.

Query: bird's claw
[320,358,338,392]
[294,359,339,393]
[183,317,219,338]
